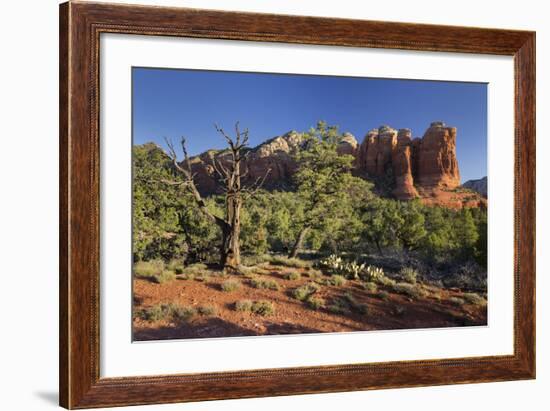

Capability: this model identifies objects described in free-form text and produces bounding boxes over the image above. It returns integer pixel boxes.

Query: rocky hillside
[462,176,487,198]
[156,121,485,209]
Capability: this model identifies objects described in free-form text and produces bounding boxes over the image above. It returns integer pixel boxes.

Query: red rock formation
[376,126,398,175]
[178,121,482,208]
[356,126,398,176]
[391,129,419,200]
[337,132,358,156]
[187,131,305,195]
[356,129,380,175]
[415,121,460,190]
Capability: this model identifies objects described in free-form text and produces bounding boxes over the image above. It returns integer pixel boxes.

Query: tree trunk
[220,193,241,268]
[289,226,309,259]
[375,239,384,256]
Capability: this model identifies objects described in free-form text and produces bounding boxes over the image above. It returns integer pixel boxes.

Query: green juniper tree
[288,121,372,258]
[133,143,222,263]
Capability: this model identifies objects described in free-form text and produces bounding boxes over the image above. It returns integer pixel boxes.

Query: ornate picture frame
[59,1,535,408]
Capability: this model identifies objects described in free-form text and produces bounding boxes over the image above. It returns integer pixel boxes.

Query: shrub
[399,267,419,284]
[271,256,312,268]
[328,275,347,286]
[153,270,176,284]
[392,282,427,299]
[362,265,385,282]
[238,265,270,276]
[178,263,209,279]
[241,254,274,266]
[139,303,196,323]
[328,298,351,314]
[377,275,396,287]
[182,263,208,274]
[134,260,177,284]
[211,269,229,279]
[193,272,212,282]
[198,305,218,316]
[344,292,369,314]
[449,297,466,306]
[134,259,165,279]
[284,272,301,281]
[442,263,487,291]
[170,304,197,323]
[138,304,167,322]
[327,293,368,315]
[235,299,253,312]
[306,269,323,279]
[250,278,281,291]
[292,282,321,301]
[251,300,275,316]
[237,266,259,279]
[363,282,378,292]
[221,279,241,292]
[462,292,487,306]
[252,267,271,275]
[167,259,185,274]
[306,296,325,310]
[378,291,390,301]
[236,265,255,275]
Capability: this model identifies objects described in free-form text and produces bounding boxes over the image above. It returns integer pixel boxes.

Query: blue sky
[133,67,487,183]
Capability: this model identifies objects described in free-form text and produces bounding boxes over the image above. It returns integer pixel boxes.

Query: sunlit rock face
[183,122,484,208]
[414,122,460,190]
[391,128,419,200]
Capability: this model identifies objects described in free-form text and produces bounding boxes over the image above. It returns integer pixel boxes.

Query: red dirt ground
[132,265,487,341]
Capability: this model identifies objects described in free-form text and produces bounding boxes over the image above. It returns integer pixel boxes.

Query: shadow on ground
[134,317,257,341]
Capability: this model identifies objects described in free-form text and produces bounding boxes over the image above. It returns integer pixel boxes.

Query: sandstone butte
[184,121,486,209]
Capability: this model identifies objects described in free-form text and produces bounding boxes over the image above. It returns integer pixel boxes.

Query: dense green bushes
[133,125,487,278]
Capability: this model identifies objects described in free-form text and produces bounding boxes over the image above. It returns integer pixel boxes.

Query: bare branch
[180,137,194,177]
[163,136,227,228]
[212,155,230,180]
[214,124,235,151]
[164,136,192,179]
[235,121,241,147]
[240,164,250,180]
[243,167,271,196]
[240,127,249,148]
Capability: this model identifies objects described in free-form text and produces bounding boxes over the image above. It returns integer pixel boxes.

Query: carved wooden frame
[59,1,535,408]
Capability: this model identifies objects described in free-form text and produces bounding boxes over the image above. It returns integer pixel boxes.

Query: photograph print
[131,67,488,341]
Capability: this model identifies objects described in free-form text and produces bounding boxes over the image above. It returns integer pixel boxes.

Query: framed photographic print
[59,1,535,409]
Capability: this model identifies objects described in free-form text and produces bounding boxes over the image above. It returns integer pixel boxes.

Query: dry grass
[221,279,241,292]
[292,282,321,301]
[462,292,487,306]
[250,277,281,291]
[392,282,427,299]
[284,272,301,281]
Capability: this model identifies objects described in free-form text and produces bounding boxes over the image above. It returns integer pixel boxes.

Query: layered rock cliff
[356,121,461,201]
[180,122,485,208]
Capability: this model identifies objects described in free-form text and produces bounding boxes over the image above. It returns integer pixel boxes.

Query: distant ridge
[462,176,487,198]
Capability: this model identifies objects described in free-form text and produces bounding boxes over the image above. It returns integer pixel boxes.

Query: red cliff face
[356,121,482,208]
[391,128,419,200]
[183,122,484,208]
[188,131,305,195]
[415,122,460,190]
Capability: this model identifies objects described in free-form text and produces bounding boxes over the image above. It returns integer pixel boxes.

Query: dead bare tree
[164,123,270,269]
